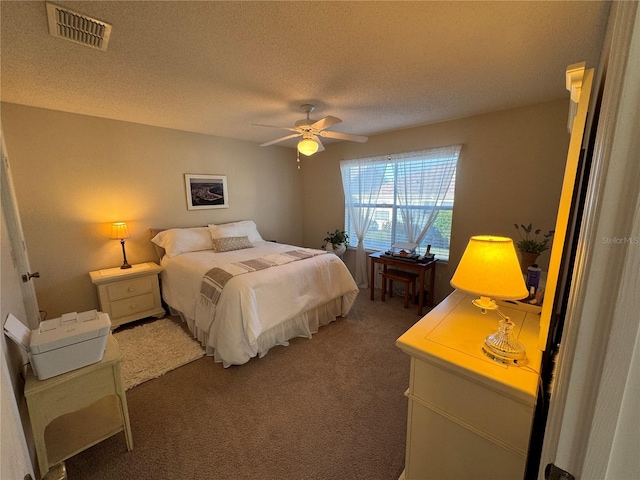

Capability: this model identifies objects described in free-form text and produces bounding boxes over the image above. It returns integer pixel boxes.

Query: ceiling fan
[255,104,368,156]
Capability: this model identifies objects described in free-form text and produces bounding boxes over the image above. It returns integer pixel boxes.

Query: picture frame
[184,174,229,210]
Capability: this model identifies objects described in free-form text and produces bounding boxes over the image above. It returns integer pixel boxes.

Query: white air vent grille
[46,2,112,51]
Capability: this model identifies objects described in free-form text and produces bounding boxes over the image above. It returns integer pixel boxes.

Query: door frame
[1,127,39,478]
[538,2,640,478]
[1,131,40,329]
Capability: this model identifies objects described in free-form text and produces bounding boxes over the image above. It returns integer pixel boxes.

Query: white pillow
[151,227,214,258]
[207,220,264,244]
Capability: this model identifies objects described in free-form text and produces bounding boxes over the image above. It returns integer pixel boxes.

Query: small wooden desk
[24,335,133,478]
[369,251,437,316]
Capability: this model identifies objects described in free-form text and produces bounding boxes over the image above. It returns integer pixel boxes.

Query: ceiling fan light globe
[298,138,319,156]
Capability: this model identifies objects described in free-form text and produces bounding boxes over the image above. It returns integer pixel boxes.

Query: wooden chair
[380,269,418,308]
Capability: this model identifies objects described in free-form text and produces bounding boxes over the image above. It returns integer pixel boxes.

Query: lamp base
[481,318,528,366]
[119,239,132,269]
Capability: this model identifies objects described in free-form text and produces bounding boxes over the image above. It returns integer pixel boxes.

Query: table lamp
[450,235,529,365]
[110,222,132,269]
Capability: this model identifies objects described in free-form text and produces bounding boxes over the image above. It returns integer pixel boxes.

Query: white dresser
[396,290,542,480]
[89,262,165,329]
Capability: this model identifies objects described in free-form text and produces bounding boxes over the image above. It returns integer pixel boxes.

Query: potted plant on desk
[322,229,349,258]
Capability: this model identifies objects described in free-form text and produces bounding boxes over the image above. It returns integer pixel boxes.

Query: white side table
[24,335,133,478]
[89,262,164,329]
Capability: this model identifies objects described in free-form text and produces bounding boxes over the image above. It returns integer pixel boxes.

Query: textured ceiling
[1,1,611,149]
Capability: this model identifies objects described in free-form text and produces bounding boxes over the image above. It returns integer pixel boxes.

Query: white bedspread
[160,241,359,366]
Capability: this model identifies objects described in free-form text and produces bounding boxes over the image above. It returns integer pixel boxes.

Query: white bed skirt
[172,295,350,367]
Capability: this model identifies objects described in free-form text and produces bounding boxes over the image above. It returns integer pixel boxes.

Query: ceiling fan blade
[311,135,325,152]
[260,133,301,147]
[311,116,341,131]
[318,130,368,143]
[253,123,299,133]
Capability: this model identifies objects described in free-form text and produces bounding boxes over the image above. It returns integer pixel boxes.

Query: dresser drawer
[409,357,534,455]
[405,398,526,480]
[110,293,156,319]
[106,276,154,302]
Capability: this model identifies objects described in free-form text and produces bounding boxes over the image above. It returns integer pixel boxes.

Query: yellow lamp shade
[297,137,319,156]
[450,235,527,300]
[110,222,130,240]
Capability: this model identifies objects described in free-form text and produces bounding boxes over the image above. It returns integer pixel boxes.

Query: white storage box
[4,310,111,380]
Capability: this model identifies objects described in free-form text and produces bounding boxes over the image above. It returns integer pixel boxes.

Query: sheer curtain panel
[340,157,387,287]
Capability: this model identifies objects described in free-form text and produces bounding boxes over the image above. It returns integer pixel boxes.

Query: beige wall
[2,98,570,317]
[1,103,302,317]
[300,99,570,303]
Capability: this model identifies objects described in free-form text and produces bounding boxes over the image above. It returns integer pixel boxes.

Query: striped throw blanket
[200,249,326,314]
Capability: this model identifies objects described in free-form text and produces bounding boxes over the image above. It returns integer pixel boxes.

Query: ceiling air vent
[46,2,112,51]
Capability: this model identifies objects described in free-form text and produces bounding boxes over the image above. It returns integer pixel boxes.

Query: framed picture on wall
[184,174,229,210]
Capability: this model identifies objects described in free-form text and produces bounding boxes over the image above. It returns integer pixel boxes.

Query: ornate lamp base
[481,318,528,366]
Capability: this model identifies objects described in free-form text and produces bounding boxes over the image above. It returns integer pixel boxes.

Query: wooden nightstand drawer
[90,262,165,328]
[109,292,156,319]
[106,276,154,301]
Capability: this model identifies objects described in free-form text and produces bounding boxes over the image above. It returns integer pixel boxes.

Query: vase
[518,251,539,275]
[325,243,346,258]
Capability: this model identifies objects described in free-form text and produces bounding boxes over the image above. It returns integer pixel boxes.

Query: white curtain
[396,146,460,245]
[340,157,387,287]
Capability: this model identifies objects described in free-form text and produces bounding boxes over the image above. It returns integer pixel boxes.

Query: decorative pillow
[151,227,214,258]
[212,236,254,253]
[207,220,264,244]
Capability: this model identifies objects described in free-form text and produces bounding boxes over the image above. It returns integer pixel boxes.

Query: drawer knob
[130,304,137,309]
[127,287,135,292]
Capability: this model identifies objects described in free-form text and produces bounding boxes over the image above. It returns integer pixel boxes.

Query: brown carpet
[65,290,424,480]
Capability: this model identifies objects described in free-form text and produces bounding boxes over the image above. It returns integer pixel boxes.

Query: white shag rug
[114,318,205,390]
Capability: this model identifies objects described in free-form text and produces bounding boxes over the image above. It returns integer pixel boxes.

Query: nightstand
[89,262,165,329]
[24,335,133,478]
[396,290,542,480]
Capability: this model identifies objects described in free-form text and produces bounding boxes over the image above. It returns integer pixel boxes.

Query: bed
[151,221,359,367]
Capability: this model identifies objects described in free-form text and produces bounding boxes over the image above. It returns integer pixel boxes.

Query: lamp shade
[110,222,130,240]
[297,137,319,156]
[450,235,527,300]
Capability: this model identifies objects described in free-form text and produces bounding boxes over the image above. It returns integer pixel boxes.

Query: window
[341,146,460,264]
